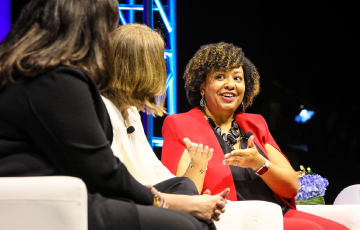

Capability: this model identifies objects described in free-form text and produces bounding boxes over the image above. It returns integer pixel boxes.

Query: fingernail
[231,152,234,155]
[223,160,226,165]
[225,155,228,159]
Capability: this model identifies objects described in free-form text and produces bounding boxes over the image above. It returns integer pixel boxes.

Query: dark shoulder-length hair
[184,42,260,113]
[0,0,119,91]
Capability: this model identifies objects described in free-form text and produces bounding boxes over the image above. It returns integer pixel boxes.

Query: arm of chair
[0,176,87,230]
[334,185,360,205]
[214,200,283,230]
[296,205,360,230]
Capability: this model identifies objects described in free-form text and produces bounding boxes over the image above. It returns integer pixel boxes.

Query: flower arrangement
[295,165,329,205]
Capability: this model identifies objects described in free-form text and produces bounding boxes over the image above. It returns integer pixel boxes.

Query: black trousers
[88,192,203,230]
[154,177,199,195]
[154,177,216,230]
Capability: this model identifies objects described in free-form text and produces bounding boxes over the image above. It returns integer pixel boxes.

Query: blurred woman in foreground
[0,0,205,229]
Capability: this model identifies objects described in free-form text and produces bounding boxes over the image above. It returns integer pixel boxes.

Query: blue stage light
[166,73,173,90]
[154,0,173,33]
[0,0,11,42]
[119,0,177,148]
[118,8,127,25]
[119,4,164,11]
[164,49,173,57]
[295,109,315,123]
[152,137,164,147]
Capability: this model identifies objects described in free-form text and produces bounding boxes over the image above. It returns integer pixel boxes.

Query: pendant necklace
[204,114,242,150]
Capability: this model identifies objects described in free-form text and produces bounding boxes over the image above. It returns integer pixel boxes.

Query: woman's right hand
[191,188,230,223]
[145,185,169,208]
[183,137,213,165]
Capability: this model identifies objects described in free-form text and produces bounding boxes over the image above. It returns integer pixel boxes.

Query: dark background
[11,0,360,204]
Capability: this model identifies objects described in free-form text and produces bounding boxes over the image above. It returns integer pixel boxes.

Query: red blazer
[161,107,296,210]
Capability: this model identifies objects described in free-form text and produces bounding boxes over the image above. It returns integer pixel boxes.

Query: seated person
[101,23,229,227]
[0,0,208,229]
[161,42,349,230]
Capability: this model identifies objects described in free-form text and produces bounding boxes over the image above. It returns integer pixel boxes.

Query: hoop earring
[200,96,206,107]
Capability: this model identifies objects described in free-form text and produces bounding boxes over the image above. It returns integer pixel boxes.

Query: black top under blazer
[0,66,153,229]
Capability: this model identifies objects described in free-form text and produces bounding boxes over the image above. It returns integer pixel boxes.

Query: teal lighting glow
[166,73,173,90]
[118,0,176,148]
[164,49,173,57]
[147,114,153,147]
[166,0,177,115]
[295,109,315,123]
[119,4,162,11]
[118,8,127,25]
[152,137,164,147]
[154,0,172,33]
[126,0,135,23]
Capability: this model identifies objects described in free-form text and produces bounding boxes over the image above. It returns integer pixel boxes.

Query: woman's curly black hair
[183,42,260,113]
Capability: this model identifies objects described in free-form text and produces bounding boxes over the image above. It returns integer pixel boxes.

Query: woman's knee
[284,218,324,230]
[155,177,198,195]
[284,209,349,230]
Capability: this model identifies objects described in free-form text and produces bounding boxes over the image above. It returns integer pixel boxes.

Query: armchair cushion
[0,176,87,230]
[334,185,360,205]
[214,200,283,230]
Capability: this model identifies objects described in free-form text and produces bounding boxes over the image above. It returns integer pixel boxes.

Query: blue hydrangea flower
[295,174,329,201]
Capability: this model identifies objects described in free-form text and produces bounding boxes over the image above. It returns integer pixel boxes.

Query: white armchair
[1,177,360,230]
[216,201,360,230]
[216,184,360,230]
[310,184,360,230]
[214,200,283,230]
[334,185,360,205]
[0,176,87,230]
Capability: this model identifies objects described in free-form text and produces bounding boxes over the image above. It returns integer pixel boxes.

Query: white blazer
[102,96,175,185]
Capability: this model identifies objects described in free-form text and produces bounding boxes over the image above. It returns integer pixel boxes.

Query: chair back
[334,184,360,205]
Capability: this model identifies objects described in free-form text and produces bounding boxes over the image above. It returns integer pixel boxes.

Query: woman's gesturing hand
[223,135,265,171]
[145,185,169,208]
[183,137,213,165]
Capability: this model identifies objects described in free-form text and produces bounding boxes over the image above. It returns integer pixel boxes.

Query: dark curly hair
[183,42,260,113]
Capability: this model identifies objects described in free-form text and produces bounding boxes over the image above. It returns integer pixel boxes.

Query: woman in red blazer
[162,42,348,230]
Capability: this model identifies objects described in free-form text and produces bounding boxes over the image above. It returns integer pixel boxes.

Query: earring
[241,101,245,112]
[200,96,206,107]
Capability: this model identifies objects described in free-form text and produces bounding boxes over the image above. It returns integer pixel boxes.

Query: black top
[0,66,153,205]
[210,124,290,215]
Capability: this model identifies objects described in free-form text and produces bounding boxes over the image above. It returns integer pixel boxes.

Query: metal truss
[118,0,177,148]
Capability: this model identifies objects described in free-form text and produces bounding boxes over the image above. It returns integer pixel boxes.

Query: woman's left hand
[223,135,265,171]
[183,137,213,165]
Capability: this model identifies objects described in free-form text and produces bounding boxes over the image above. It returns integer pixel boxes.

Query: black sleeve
[24,67,153,205]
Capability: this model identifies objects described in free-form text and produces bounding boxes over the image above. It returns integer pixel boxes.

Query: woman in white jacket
[102,23,229,228]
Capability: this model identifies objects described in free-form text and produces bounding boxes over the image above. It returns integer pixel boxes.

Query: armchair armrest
[297,205,360,230]
[0,176,87,230]
[334,185,360,205]
[214,200,283,230]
